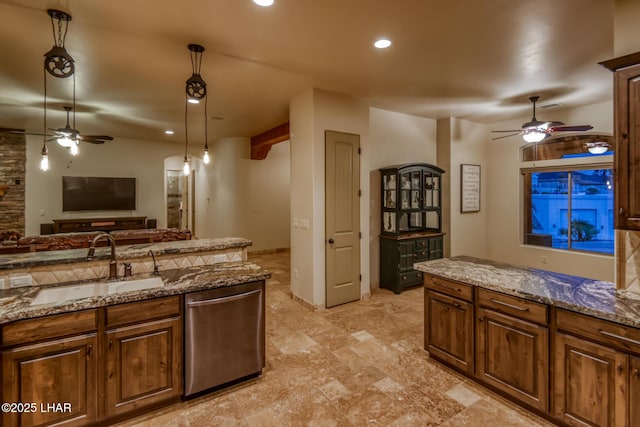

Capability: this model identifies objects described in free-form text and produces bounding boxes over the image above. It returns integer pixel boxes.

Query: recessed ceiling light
[253,0,274,6]
[165,130,174,135]
[374,39,392,49]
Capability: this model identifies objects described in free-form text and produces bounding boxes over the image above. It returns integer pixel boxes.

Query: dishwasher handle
[186,289,262,308]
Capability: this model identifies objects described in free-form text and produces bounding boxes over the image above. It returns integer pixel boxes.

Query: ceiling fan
[10,106,113,149]
[491,96,593,142]
[49,105,113,145]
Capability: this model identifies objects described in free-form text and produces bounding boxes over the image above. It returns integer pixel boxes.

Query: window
[523,167,614,255]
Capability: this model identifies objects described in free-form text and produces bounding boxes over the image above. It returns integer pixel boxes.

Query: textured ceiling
[0,0,615,143]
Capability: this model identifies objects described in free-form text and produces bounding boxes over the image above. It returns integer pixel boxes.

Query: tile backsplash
[619,229,640,296]
[1,248,246,288]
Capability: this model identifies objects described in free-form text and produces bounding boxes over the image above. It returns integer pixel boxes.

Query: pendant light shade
[40,144,49,171]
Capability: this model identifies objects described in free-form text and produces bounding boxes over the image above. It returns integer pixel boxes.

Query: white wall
[446,117,489,258]
[289,88,369,308]
[486,101,615,281]
[614,0,640,57]
[369,108,438,288]
[24,134,290,251]
[25,136,175,235]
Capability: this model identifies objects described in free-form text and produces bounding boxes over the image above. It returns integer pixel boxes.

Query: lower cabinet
[425,290,474,373]
[553,332,627,427]
[424,275,640,427]
[476,307,549,411]
[105,297,182,418]
[2,333,98,427]
[475,289,549,412]
[1,310,98,427]
[0,296,182,426]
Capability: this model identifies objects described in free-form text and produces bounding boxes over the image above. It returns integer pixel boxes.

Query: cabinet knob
[634,368,640,379]
[478,316,484,322]
[617,364,624,375]
[327,238,335,244]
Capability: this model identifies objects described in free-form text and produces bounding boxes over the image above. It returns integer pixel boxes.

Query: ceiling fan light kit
[587,143,609,155]
[491,96,593,142]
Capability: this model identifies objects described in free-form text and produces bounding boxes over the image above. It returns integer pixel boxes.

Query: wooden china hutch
[379,163,445,294]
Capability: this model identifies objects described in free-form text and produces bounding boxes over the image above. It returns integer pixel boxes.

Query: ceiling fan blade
[548,121,565,127]
[549,125,594,132]
[492,133,520,140]
[82,135,114,141]
[8,129,51,137]
[81,138,106,144]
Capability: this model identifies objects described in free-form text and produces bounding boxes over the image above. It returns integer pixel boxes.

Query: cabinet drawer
[399,271,422,286]
[425,275,473,302]
[2,309,97,347]
[556,308,640,354]
[477,288,548,325]
[106,296,181,328]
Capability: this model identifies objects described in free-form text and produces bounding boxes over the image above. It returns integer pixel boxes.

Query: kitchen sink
[30,276,164,306]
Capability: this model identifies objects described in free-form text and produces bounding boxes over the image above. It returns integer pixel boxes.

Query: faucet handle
[123,262,132,278]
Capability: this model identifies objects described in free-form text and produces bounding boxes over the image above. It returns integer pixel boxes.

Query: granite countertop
[0,237,252,270]
[0,261,271,325]
[414,255,640,329]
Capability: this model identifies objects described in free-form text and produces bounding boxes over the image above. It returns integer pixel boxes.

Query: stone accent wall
[0,130,26,236]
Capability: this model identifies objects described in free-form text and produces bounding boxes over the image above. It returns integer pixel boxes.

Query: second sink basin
[30,276,164,306]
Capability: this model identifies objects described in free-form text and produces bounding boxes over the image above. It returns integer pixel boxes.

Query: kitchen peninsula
[415,256,640,426]
[0,237,270,426]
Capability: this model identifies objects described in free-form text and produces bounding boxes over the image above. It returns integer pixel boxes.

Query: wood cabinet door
[105,316,182,418]
[631,356,640,427]
[553,332,627,427]
[424,290,474,373]
[1,334,97,427]
[614,63,640,230]
[476,308,549,411]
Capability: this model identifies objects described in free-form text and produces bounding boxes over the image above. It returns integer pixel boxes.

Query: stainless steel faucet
[87,233,118,280]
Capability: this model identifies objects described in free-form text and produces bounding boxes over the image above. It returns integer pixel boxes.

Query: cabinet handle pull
[617,364,624,375]
[109,340,113,350]
[87,345,92,356]
[489,298,529,312]
[634,369,640,379]
[598,329,640,346]
[432,280,460,292]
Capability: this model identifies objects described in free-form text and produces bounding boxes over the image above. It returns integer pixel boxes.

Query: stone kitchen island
[415,256,640,427]
[0,237,270,427]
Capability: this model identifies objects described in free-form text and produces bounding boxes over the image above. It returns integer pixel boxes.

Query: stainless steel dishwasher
[184,280,265,397]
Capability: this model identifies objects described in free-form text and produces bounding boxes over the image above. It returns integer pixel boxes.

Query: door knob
[327,238,335,244]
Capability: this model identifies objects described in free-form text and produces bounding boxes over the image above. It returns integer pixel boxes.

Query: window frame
[521,162,613,256]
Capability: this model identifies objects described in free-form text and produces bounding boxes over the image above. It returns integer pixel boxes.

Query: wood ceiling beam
[251,122,290,160]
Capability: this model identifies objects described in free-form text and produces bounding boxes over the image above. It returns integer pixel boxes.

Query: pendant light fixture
[184,44,210,175]
[41,9,76,170]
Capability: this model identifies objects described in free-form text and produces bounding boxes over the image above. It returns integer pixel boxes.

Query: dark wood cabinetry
[553,332,626,427]
[425,290,474,373]
[1,310,98,427]
[52,216,147,233]
[475,289,549,412]
[0,297,182,426]
[553,308,640,427]
[381,233,444,293]
[601,51,640,230]
[380,163,445,293]
[104,297,182,418]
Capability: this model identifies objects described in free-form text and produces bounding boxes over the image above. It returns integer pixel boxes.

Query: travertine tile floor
[116,252,555,426]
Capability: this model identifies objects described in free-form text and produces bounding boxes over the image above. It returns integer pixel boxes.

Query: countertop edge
[415,256,640,329]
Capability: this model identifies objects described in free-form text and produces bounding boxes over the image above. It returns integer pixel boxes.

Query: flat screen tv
[62,176,136,211]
